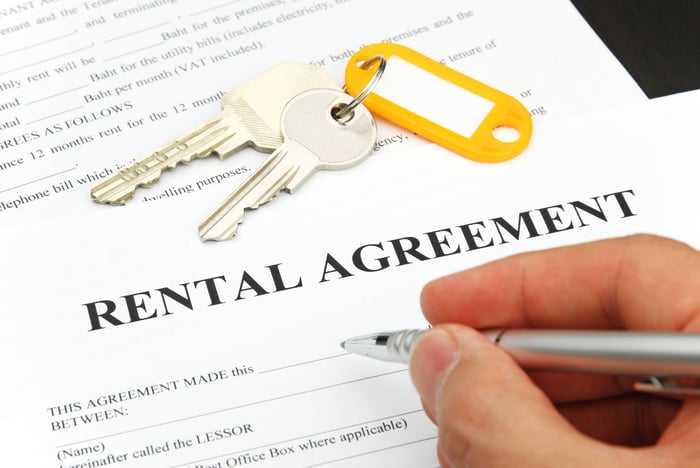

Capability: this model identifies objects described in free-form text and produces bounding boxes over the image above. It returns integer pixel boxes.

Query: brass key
[91,63,340,205]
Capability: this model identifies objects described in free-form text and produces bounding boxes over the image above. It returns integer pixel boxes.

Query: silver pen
[341,329,700,397]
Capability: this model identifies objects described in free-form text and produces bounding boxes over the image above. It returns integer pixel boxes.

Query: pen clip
[634,376,700,398]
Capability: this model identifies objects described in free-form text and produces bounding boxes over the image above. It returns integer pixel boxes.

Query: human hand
[410,234,700,467]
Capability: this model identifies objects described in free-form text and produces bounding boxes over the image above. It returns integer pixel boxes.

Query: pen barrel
[488,330,700,376]
[387,329,424,364]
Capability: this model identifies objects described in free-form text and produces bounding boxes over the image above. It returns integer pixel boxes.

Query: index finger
[420,234,700,332]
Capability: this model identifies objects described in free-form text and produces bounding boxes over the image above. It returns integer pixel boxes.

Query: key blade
[91,114,251,205]
[198,141,318,241]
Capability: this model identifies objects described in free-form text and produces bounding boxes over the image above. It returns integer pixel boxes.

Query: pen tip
[340,340,346,350]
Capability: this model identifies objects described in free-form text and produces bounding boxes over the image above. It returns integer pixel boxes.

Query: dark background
[571,0,700,98]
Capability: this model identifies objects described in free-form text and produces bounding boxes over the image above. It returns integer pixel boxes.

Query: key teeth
[91,121,244,205]
[199,224,238,242]
[198,191,281,241]
[91,181,134,205]
[197,148,303,242]
[198,205,246,242]
[91,193,129,206]
[198,193,274,242]
[91,168,162,204]
[199,213,244,241]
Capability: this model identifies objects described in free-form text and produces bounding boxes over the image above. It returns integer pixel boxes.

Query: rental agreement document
[0,0,646,228]
[1,101,699,467]
[2,1,696,467]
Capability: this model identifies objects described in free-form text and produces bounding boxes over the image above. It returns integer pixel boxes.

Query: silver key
[199,88,376,241]
[91,63,340,205]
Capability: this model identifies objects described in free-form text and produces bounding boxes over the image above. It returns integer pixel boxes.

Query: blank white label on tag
[372,56,495,138]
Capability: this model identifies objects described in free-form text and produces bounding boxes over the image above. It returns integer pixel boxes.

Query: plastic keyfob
[345,43,532,163]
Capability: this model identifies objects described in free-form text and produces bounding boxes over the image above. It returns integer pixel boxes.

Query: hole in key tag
[344,43,533,163]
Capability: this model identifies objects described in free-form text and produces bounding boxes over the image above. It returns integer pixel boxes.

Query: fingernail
[410,328,460,414]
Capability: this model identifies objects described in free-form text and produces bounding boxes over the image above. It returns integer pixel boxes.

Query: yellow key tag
[344,43,532,163]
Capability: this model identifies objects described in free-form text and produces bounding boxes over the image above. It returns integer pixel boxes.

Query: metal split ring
[333,55,386,123]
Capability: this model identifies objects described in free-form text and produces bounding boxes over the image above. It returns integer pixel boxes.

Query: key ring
[333,55,386,123]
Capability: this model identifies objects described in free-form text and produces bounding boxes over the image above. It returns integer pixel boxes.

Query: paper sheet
[0,0,644,228]
[3,1,693,467]
[2,100,699,466]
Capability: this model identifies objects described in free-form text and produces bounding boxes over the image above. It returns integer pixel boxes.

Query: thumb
[409,325,624,467]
